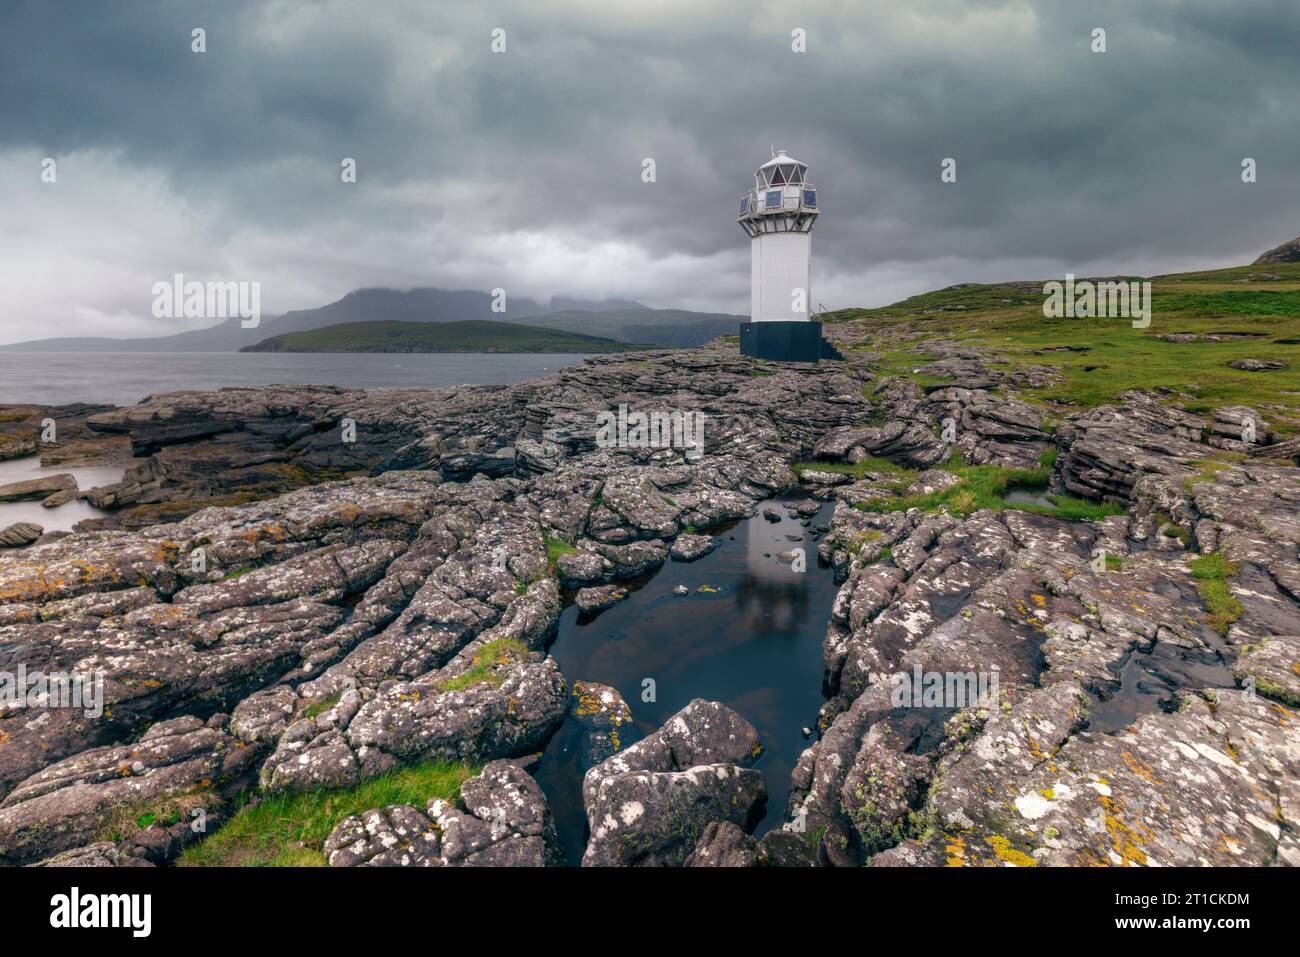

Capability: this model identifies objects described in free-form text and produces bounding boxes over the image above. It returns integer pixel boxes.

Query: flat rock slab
[576,584,628,612]
[798,469,851,487]
[1233,634,1300,707]
[669,533,719,562]
[1229,358,1287,371]
[0,474,75,502]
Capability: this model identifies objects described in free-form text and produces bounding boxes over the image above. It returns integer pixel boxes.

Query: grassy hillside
[240,319,653,354]
[825,262,1300,430]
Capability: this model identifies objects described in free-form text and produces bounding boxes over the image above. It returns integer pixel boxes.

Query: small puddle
[0,456,123,535]
[534,496,838,865]
[1086,630,1235,733]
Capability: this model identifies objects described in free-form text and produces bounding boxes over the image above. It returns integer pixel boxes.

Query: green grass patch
[1153,511,1191,545]
[853,448,1122,522]
[543,533,576,570]
[1189,552,1243,636]
[437,637,530,692]
[99,791,213,844]
[178,761,476,867]
[1181,458,1239,491]
[297,692,342,720]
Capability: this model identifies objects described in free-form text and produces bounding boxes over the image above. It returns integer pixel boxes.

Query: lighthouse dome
[738,148,818,235]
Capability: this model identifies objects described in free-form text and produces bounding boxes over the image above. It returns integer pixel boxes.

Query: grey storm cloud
[3,0,1300,344]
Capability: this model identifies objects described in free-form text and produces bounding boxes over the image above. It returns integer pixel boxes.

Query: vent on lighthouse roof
[756,149,807,187]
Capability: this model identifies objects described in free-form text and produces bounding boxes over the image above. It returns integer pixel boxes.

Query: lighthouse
[736,149,836,362]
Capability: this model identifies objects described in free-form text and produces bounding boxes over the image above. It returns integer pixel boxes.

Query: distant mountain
[240,319,651,354]
[0,287,650,356]
[0,287,743,352]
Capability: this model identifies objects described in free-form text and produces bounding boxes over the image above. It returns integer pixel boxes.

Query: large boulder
[581,699,766,867]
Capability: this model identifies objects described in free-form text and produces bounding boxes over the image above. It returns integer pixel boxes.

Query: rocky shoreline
[0,331,1296,867]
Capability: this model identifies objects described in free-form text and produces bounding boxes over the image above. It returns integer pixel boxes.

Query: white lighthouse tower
[736,149,834,362]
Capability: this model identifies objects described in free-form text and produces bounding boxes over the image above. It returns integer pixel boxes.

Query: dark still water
[0,352,594,406]
[535,496,837,865]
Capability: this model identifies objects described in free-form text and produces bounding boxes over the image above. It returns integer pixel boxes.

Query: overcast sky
[3,0,1300,344]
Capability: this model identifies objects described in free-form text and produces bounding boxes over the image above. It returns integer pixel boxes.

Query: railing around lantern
[737,185,818,218]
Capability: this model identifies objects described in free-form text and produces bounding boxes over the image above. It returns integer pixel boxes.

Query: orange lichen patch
[1216,834,1241,854]
[1073,845,1110,866]
[1099,794,1152,866]
[152,541,181,563]
[0,729,10,747]
[1031,594,1046,606]
[121,677,164,689]
[945,834,967,867]
[569,681,624,722]
[1120,750,1162,784]
[986,834,1037,867]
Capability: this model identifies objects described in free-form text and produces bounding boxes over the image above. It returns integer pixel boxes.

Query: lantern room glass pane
[803,188,817,207]
[739,195,750,214]
[765,190,782,209]
[771,166,786,185]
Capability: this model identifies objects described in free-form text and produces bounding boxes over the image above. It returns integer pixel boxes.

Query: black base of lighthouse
[739,321,841,363]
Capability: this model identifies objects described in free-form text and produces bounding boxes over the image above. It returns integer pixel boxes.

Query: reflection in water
[731,575,813,632]
[534,496,838,865]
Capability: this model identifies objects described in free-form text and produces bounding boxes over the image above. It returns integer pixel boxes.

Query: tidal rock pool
[535,496,837,864]
[0,456,122,534]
